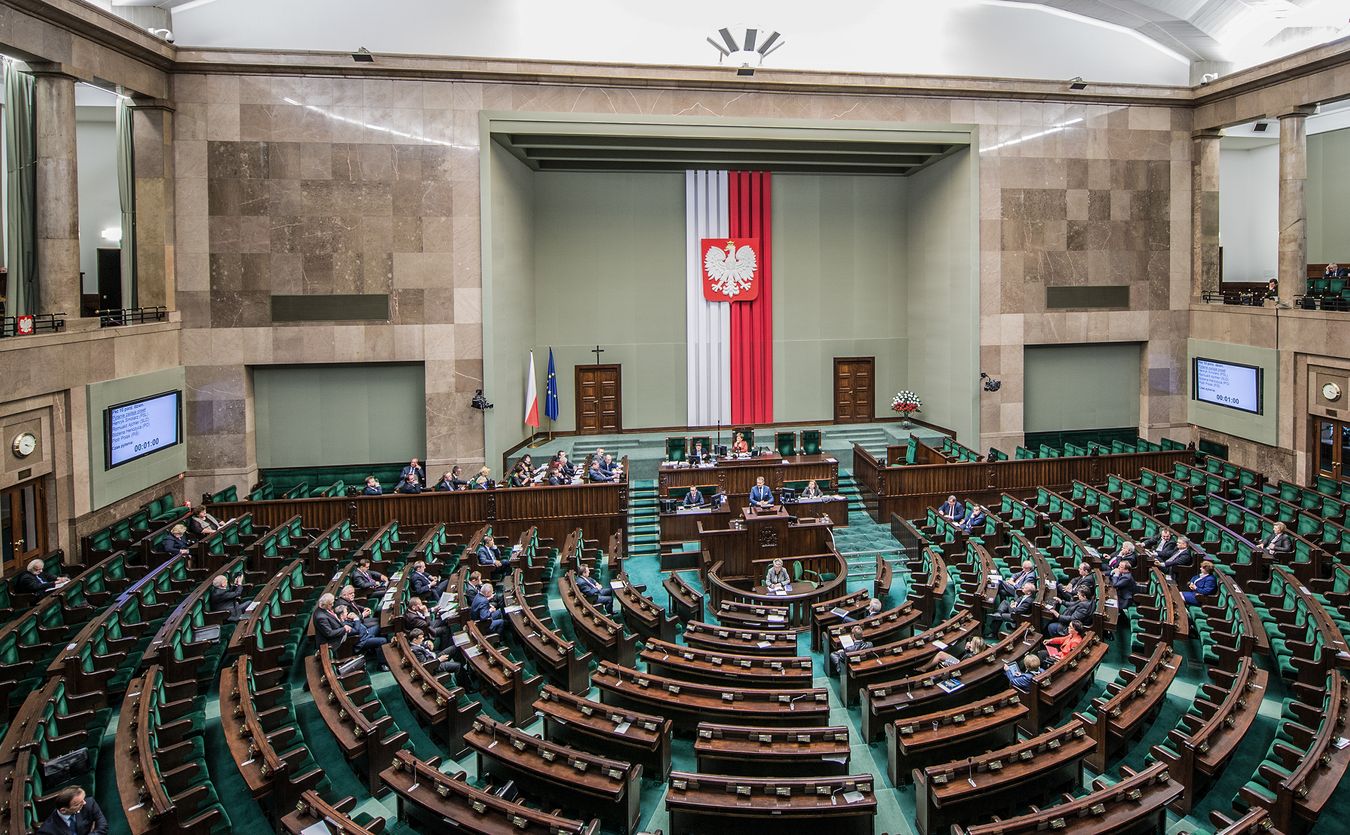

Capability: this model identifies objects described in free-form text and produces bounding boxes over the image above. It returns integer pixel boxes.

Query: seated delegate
[683,486,706,508]
[731,432,749,454]
[801,479,823,499]
[764,558,790,591]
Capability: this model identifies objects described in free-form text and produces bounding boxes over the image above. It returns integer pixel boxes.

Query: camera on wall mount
[981,372,1002,393]
[470,390,494,411]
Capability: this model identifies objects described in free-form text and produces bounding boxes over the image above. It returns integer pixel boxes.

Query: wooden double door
[1314,417,1350,486]
[576,364,622,434]
[1,478,47,574]
[834,357,875,423]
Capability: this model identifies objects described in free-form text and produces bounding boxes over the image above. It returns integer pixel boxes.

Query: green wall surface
[87,367,188,510]
[773,174,909,422]
[485,143,538,455]
[1308,126,1350,264]
[532,170,687,432]
[906,148,978,442]
[1024,343,1142,432]
[1186,338,1278,447]
[253,363,426,468]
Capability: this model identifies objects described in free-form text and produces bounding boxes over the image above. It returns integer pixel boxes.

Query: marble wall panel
[173,70,1206,484]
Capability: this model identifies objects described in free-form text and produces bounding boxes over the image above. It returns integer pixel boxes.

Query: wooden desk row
[207,478,629,556]
[853,443,1192,522]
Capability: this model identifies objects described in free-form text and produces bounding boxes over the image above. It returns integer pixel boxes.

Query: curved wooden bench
[885,690,1026,785]
[592,661,829,732]
[954,759,1182,834]
[639,638,813,689]
[534,684,673,779]
[381,748,598,834]
[694,722,851,776]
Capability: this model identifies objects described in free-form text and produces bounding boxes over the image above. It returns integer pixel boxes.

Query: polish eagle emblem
[701,237,760,302]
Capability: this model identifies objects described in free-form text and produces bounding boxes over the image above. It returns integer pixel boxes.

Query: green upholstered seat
[800,430,822,455]
[775,431,797,457]
[666,437,688,462]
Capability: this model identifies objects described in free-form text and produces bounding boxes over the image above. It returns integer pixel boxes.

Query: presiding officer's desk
[658,453,843,520]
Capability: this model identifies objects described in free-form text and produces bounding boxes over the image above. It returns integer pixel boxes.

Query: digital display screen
[105,390,182,469]
[1192,358,1262,415]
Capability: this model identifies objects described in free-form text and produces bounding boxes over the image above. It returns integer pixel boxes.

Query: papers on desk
[298,822,334,835]
[512,544,523,554]
[609,580,625,590]
[464,646,482,658]
[244,601,260,612]
[842,790,865,804]
[503,605,522,614]
[830,607,849,617]
[766,615,786,624]
[452,632,471,646]
[1336,737,1350,750]
[839,634,855,649]
[757,641,772,648]
[931,640,948,650]
[613,721,632,735]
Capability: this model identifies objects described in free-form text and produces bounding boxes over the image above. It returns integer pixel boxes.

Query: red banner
[700,237,760,302]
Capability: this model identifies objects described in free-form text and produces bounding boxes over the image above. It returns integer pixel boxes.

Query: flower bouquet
[891,390,922,429]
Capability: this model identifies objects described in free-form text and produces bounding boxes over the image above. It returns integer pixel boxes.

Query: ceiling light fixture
[1068,76,1087,91]
[352,47,374,63]
[706,27,784,77]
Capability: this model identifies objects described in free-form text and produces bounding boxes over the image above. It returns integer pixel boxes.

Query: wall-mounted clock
[11,432,36,458]
[1323,382,1343,403]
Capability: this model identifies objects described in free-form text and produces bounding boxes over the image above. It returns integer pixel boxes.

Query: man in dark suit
[471,582,504,633]
[1142,529,1177,563]
[399,458,426,489]
[937,495,966,523]
[37,785,107,835]
[1110,562,1137,610]
[401,597,451,647]
[997,560,1036,599]
[575,565,614,614]
[589,458,614,482]
[466,570,504,608]
[1107,542,1137,572]
[688,441,710,464]
[362,476,383,495]
[749,476,775,508]
[1259,522,1294,558]
[476,536,510,579]
[1159,536,1197,580]
[313,593,349,646]
[395,473,424,494]
[958,503,987,534]
[555,452,576,481]
[13,558,64,596]
[407,560,449,601]
[208,573,246,622]
[433,466,469,491]
[1056,562,1095,603]
[987,582,1036,636]
[159,524,193,558]
[1046,587,1096,637]
[683,486,706,508]
[336,585,377,626]
[828,626,873,677]
[351,558,388,596]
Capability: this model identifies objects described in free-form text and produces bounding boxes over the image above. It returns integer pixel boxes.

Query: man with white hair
[12,558,66,596]
[313,593,350,646]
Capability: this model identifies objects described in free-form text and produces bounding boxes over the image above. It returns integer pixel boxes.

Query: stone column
[30,64,81,319]
[130,99,175,310]
[1279,107,1315,299]
[1191,130,1222,300]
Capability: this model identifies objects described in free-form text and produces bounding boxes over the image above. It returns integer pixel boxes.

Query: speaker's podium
[697,504,833,579]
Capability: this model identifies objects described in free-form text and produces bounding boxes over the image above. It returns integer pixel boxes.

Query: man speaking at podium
[750,476,775,508]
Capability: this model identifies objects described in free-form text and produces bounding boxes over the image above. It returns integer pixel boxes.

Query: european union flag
[544,348,560,421]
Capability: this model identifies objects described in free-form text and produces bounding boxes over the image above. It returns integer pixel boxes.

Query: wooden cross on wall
[591,345,605,365]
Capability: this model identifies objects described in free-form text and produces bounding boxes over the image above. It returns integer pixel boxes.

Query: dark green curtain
[3,61,36,316]
[115,96,136,308]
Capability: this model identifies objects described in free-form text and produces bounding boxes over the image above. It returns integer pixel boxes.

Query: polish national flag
[524,351,540,428]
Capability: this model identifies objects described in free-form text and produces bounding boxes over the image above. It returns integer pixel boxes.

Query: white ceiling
[91,0,1350,85]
